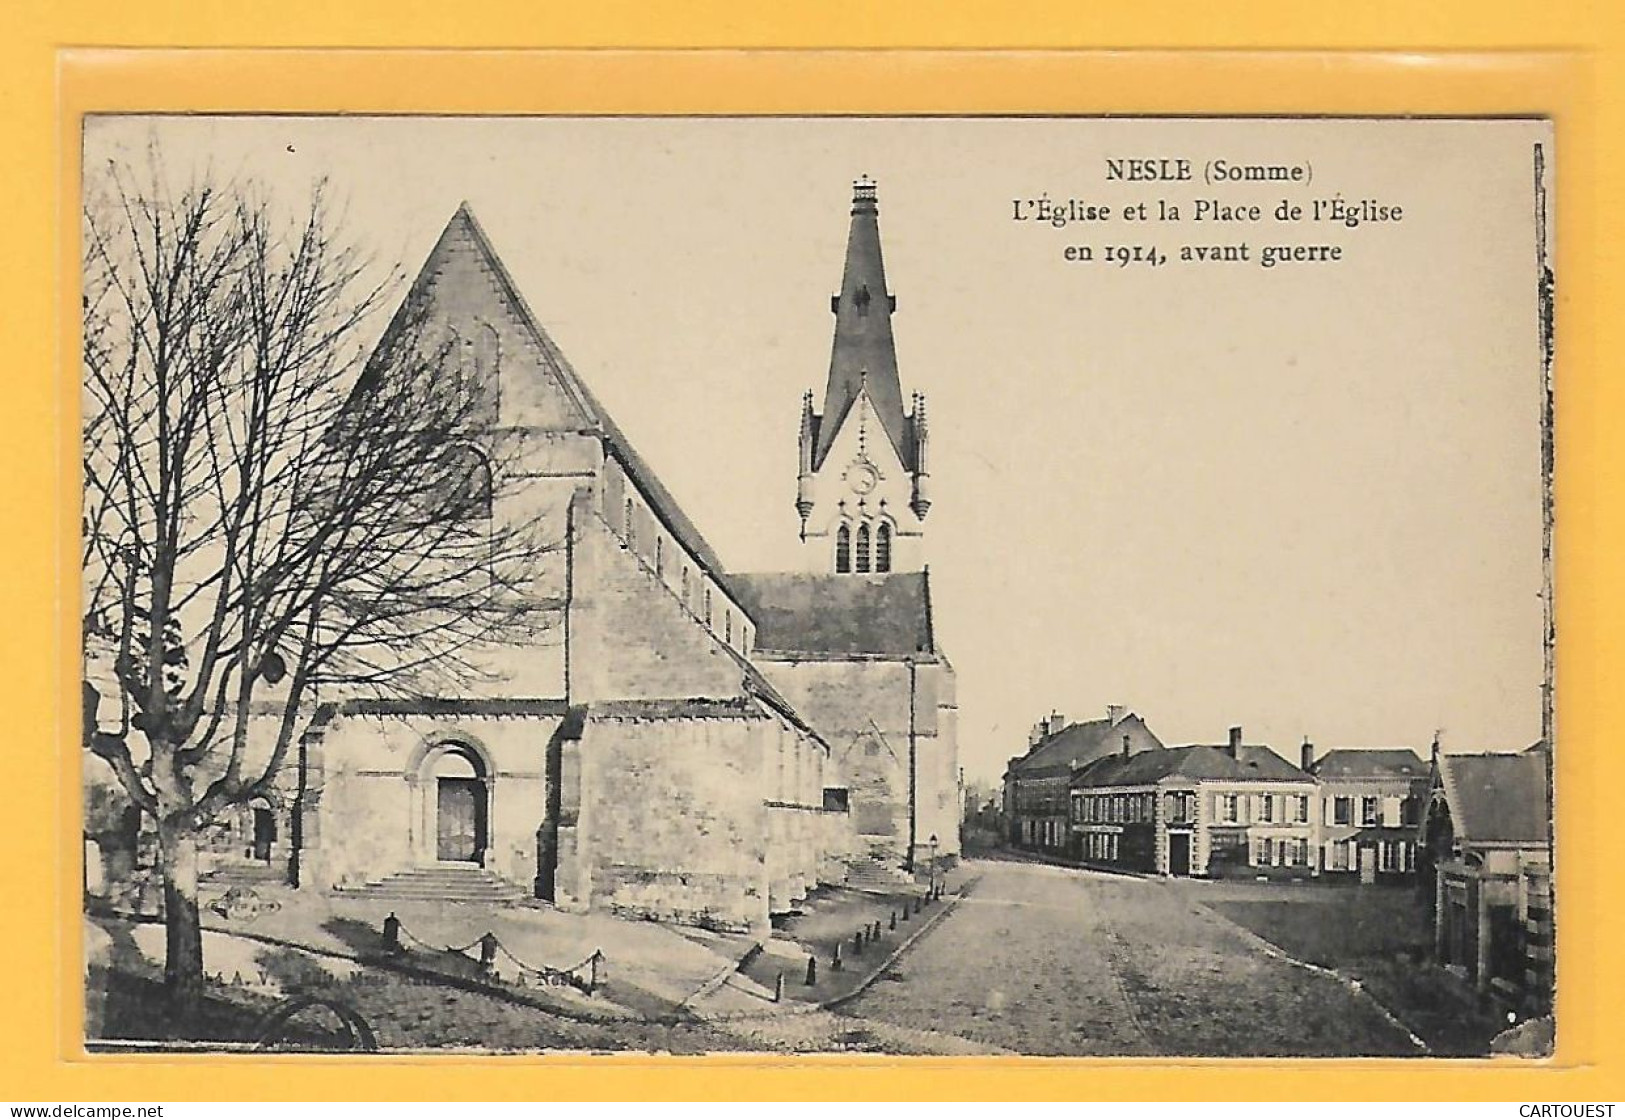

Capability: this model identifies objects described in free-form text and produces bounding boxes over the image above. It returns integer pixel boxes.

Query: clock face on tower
[845,461,879,495]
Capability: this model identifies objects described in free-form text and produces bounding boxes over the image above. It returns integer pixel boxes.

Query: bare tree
[81,150,558,1012]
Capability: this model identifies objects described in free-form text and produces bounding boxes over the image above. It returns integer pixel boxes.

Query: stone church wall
[305,711,561,892]
[575,711,771,933]
[567,493,753,704]
[750,655,958,865]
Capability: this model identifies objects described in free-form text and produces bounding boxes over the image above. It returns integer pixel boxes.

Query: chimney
[1226,726,1242,758]
[1106,704,1127,725]
[1029,722,1046,749]
[1121,733,1131,760]
[1047,711,1066,736]
[1300,738,1315,772]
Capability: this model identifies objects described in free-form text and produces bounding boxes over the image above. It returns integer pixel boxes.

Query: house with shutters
[1069,727,1319,878]
[1302,744,1430,881]
[1002,708,1163,854]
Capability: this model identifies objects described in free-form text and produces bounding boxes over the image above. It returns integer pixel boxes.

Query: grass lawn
[1194,883,1511,1056]
[86,914,745,1053]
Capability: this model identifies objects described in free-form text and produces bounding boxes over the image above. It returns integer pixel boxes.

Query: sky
[82,115,1551,784]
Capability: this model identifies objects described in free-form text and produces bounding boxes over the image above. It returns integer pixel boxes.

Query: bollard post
[832,943,843,972]
[890,911,897,930]
[382,912,401,954]
[805,955,818,986]
[478,931,499,976]
[854,931,864,956]
[914,895,923,914]
[873,920,882,940]
[775,970,785,1003]
[901,903,910,922]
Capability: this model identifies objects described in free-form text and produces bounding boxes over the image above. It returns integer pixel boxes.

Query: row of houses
[1003,709,1433,882]
[1002,708,1553,1010]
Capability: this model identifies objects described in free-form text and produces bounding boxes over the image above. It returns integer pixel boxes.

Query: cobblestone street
[835,858,1424,1057]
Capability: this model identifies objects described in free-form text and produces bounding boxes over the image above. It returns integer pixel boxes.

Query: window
[875,522,892,572]
[1401,797,1419,826]
[704,587,713,627]
[835,524,852,573]
[681,566,691,608]
[1167,791,1194,823]
[655,537,664,576]
[856,523,872,573]
[1260,794,1275,823]
[625,498,636,548]
[439,444,493,520]
[1333,796,1352,825]
[724,612,733,643]
[1361,796,1380,827]
[1294,795,1310,823]
[1221,794,1240,823]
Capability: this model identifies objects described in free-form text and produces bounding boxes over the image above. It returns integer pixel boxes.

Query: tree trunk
[157,819,204,1015]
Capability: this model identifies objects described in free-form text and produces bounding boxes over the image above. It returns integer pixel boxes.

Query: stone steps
[335,866,529,905]
[844,856,918,894]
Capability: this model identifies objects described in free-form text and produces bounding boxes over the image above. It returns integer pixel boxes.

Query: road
[832,857,1423,1057]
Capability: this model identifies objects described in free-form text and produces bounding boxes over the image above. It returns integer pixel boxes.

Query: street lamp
[929,833,939,898]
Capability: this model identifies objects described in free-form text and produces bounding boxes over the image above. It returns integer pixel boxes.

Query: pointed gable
[816,178,912,472]
[378,203,598,433]
[378,204,732,579]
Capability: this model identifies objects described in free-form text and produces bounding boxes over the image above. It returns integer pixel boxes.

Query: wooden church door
[437,777,484,862]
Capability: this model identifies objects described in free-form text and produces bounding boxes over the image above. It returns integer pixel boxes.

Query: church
[203,179,961,934]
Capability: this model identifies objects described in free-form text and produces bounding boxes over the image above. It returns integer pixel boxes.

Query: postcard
[77,112,1554,1061]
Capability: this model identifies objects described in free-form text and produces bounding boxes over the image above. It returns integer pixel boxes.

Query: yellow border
[5,9,1618,1102]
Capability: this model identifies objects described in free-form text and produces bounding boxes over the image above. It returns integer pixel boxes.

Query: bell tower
[796,177,931,575]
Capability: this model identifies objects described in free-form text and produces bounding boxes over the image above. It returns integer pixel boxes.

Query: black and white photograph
[79,114,1555,1058]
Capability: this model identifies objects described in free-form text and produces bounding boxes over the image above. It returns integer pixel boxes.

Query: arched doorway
[430,746,488,864]
[249,798,277,863]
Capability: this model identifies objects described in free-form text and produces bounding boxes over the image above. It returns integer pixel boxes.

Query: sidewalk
[692,864,977,1016]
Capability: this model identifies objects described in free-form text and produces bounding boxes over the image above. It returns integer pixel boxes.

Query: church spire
[817,176,911,471]
[794,178,933,574]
